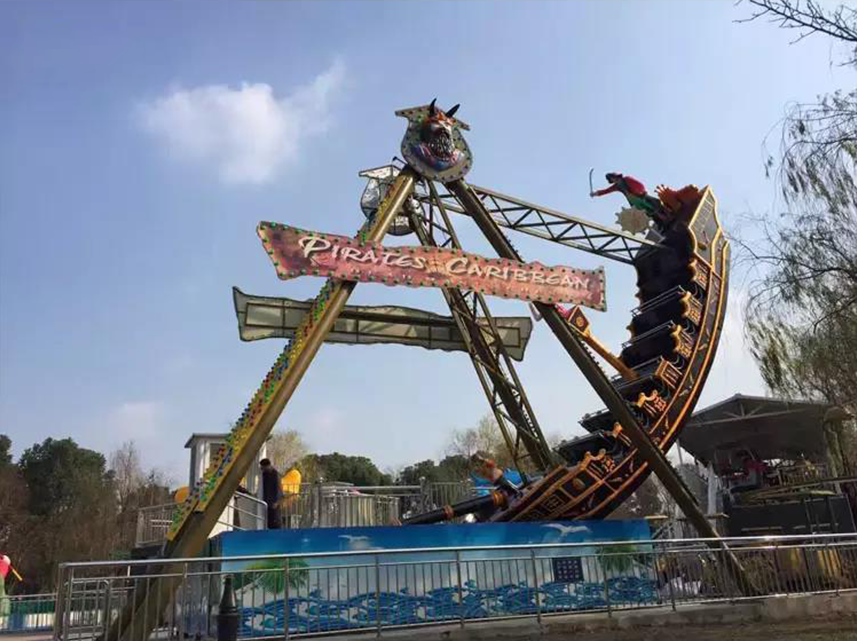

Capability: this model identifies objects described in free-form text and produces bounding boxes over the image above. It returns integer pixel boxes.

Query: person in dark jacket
[260,458,283,529]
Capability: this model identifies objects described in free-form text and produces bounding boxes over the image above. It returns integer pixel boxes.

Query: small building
[680,394,855,536]
[183,433,268,538]
[184,432,267,501]
[134,434,270,551]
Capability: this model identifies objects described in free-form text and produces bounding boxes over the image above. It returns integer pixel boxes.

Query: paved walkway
[7,593,857,641]
[533,619,857,640]
[5,618,857,641]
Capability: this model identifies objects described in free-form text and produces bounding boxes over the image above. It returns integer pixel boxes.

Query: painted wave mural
[236,577,660,635]
[216,520,657,634]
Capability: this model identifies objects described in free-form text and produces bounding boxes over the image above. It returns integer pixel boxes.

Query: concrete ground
[6,622,857,641]
[6,594,857,641]
[352,594,857,641]
[3,619,856,641]
[543,619,857,641]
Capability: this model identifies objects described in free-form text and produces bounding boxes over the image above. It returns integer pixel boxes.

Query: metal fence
[136,496,268,547]
[280,485,401,529]
[649,514,728,539]
[773,463,833,486]
[135,504,175,548]
[51,532,857,641]
[280,482,475,529]
[0,592,56,633]
[135,482,475,546]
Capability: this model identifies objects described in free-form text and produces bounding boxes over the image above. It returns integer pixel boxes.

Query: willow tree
[740,1,857,465]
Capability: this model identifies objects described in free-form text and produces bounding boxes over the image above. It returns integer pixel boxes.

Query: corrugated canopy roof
[680,394,832,464]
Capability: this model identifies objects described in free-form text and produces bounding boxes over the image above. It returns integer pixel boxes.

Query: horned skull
[396,99,472,183]
[419,99,460,164]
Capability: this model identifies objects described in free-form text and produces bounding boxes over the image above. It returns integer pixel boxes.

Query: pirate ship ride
[108,100,736,641]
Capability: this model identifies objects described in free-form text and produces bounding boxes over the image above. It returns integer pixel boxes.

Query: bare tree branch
[736,3,857,446]
[738,1,857,64]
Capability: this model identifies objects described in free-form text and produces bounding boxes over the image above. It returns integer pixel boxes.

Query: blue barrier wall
[216,521,655,635]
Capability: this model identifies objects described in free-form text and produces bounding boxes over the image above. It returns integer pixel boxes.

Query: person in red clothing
[529,301,574,323]
[591,172,665,219]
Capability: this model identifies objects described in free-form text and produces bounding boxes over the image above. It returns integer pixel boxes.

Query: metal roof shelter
[680,394,833,465]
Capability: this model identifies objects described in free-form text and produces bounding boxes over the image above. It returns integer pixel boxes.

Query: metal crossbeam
[232,288,534,360]
[410,179,555,472]
[418,183,662,264]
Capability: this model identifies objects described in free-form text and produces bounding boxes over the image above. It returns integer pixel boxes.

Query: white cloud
[339,534,380,551]
[107,401,163,441]
[137,60,346,184]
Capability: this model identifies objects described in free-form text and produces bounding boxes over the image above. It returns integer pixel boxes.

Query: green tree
[398,459,439,486]
[301,452,392,486]
[18,437,114,516]
[0,434,12,466]
[437,455,472,481]
[16,438,119,590]
[398,455,472,485]
[0,436,30,576]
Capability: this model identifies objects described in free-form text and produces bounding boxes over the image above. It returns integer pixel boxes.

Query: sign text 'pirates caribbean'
[258,222,606,310]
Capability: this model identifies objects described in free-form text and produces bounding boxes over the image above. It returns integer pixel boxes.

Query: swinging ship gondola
[499,187,727,521]
[407,185,729,524]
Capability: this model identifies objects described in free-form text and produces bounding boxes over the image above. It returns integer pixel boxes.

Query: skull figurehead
[397,99,472,183]
[417,99,460,167]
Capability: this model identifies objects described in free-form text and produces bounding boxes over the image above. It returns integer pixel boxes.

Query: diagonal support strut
[409,178,555,472]
[445,178,752,588]
[101,168,419,641]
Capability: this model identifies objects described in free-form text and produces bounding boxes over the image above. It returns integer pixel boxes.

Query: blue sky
[1,2,852,482]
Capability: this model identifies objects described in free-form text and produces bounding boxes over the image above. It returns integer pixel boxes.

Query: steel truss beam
[410,178,555,473]
[416,183,662,264]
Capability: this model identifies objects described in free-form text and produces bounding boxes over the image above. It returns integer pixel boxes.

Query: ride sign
[258,222,607,311]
